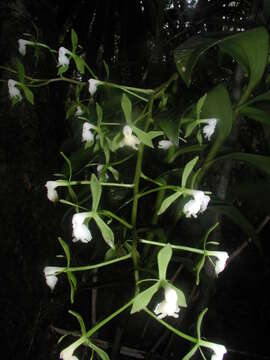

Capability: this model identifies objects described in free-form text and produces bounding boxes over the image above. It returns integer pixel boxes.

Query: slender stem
[56,180,134,188]
[99,210,133,229]
[63,254,131,272]
[139,239,204,255]
[144,308,197,344]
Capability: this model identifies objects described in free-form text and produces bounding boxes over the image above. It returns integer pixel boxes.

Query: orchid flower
[72,212,92,243]
[120,125,140,150]
[183,190,210,218]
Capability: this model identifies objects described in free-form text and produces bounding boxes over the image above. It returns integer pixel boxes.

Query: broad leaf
[209,204,255,238]
[239,106,270,126]
[121,94,132,124]
[182,156,199,188]
[158,191,183,215]
[19,84,34,104]
[90,174,102,212]
[93,214,114,248]
[210,152,270,177]
[157,244,172,280]
[131,282,160,314]
[201,84,233,140]
[73,55,85,74]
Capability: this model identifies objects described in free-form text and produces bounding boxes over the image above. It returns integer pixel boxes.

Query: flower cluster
[154,286,180,319]
[183,190,210,218]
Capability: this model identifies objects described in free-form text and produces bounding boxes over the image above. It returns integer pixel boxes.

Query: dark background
[1,1,270,359]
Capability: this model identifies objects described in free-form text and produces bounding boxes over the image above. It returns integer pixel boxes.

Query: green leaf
[158,191,183,216]
[103,60,110,80]
[209,204,256,238]
[210,152,270,177]
[60,152,72,181]
[108,166,119,181]
[68,271,77,303]
[19,84,34,104]
[58,237,71,266]
[16,59,25,83]
[96,102,103,127]
[182,156,199,188]
[220,27,269,101]
[88,342,110,360]
[196,308,208,339]
[196,93,207,119]
[69,310,86,335]
[73,55,85,74]
[157,244,172,280]
[71,29,78,53]
[169,284,187,307]
[90,173,102,212]
[121,94,132,124]
[168,145,207,163]
[201,84,233,140]
[132,126,153,148]
[174,28,269,92]
[147,130,164,139]
[239,106,270,126]
[58,65,69,76]
[243,90,270,107]
[93,214,114,248]
[156,113,179,145]
[131,282,160,314]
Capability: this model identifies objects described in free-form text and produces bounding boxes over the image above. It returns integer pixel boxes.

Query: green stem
[56,180,134,188]
[64,254,131,272]
[99,210,133,229]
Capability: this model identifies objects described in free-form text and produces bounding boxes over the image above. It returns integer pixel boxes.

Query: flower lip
[158,140,173,150]
[202,118,217,141]
[58,47,71,66]
[72,212,92,243]
[120,125,140,150]
[183,190,210,218]
[210,344,227,360]
[82,122,95,143]
[18,39,32,56]
[8,79,22,100]
[88,78,101,96]
[154,286,180,319]
[214,251,229,275]
[45,181,59,202]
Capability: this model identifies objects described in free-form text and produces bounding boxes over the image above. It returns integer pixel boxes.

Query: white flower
[58,47,71,66]
[88,79,101,96]
[60,346,79,360]
[44,266,62,290]
[202,118,217,141]
[214,252,229,275]
[183,190,210,218]
[82,122,95,143]
[210,344,227,360]
[18,39,32,56]
[45,181,59,202]
[75,106,83,116]
[158,140,173,150]
[8,79,22,100]
[72,212,92,243]
[120,125,140,150]
[154,286,180,319]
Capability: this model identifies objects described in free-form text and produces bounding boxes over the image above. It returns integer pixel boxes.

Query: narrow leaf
[182,156,199,188]
[71,29,78,53]
[58,237,71,266]
[169,284,187,307]
[157,244,172,280]
[121,94,132,124]
[196,308,208,339]
[131,282,160,314]
[158,191,183,216]
[132,126,153,148]
[69,310,86,335]
[93,214,114,248]
[90,173,102,212]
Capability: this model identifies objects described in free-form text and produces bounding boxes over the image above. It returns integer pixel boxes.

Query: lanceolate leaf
[157,244,172,280]
[93,214,114,248]
[88,342,110,360]
[121,93,132,124]
[239,106,270,126]
[91,173,102,212]
[182,156,199,188]
[71,29,78,53]
[131,282,160,314]
[158,191,183,216]
[132,126,154,148]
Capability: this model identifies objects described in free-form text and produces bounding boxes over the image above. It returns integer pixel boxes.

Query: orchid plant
[2,26,269,360]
